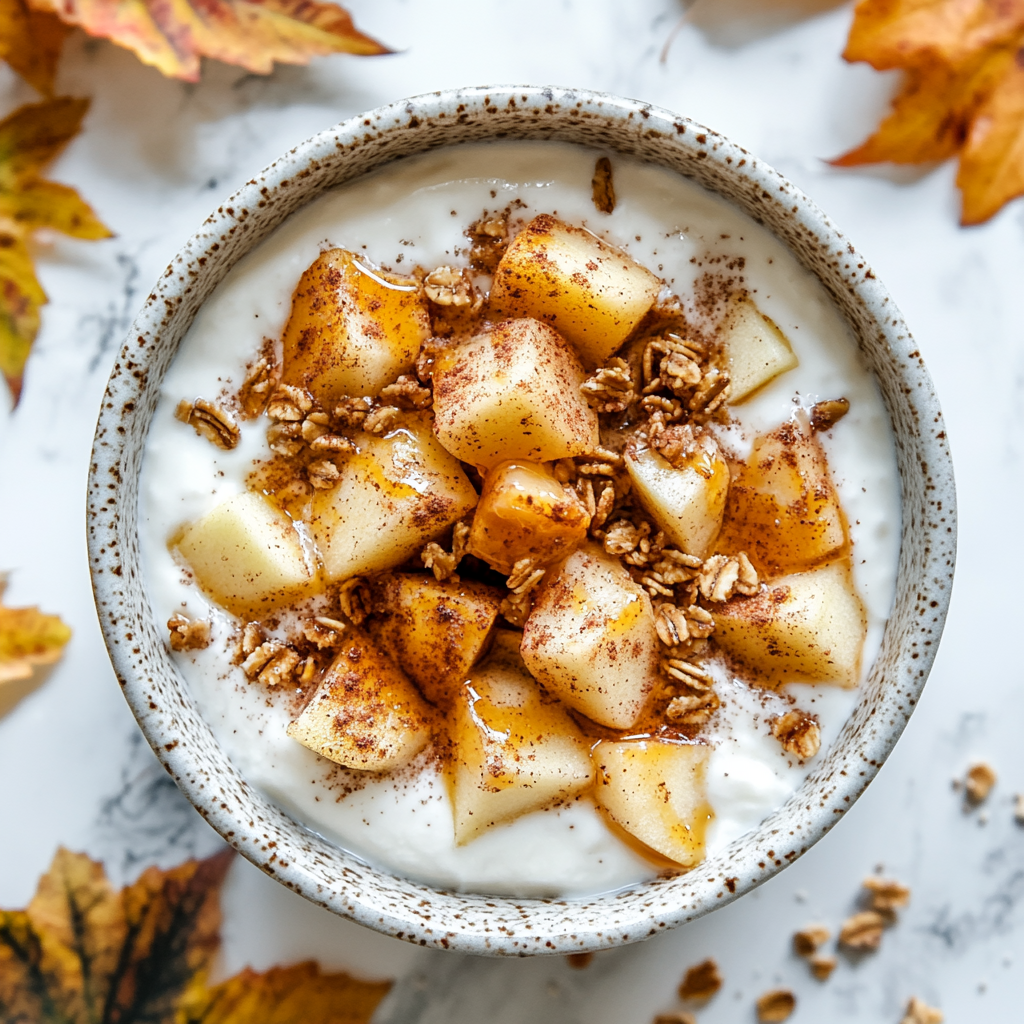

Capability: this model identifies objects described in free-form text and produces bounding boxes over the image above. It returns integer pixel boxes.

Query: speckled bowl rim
[88,86,956,956]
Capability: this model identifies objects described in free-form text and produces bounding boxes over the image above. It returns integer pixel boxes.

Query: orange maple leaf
[22,0,389,83]
[0,0,67,94]
[0,848,392,1024]
[835,0,1024,224]
[0,96,111,404]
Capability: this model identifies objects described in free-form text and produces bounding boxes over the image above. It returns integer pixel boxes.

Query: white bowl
[87,86,956,956]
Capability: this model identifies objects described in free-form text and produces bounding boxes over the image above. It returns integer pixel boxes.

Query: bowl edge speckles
[86,86,956,956]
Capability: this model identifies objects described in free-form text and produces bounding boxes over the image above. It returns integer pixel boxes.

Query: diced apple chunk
[281,248,430,403]
[490,215,661,367]
[716,419,848,577]
[311,412,478,582]
[592,739,713,867]
[625,431,729,559]
[175,491,315,617]
[520,543,658,729]
[467,460,591,574]
[287,628,432,772]
[451,631,595,843]
[432,318,599,468]
[711,561,867,687]
[365,573,502,706]
[720,298,799,403]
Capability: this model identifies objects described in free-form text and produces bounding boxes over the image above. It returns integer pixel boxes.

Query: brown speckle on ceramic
[86,86,956,957]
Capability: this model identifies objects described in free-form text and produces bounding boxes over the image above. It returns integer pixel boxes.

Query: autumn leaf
[0,0,67,94]
[835,0,1024,224]
[178,963,392,1024]
[0,574,71,688]
[22,0,390,83]
[0,848,392,1024]
[0,96,111,404]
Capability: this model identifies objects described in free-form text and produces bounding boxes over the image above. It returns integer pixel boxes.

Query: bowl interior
[87,86,955,956]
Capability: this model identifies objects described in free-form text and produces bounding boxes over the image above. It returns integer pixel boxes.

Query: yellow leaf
[0,848,393,1024]
[0,577,71,685]
[0,96,111,403]
[177,962,392,1024]
[838,0,1024,223]
[26,0,390,82]
[0,0,67,94]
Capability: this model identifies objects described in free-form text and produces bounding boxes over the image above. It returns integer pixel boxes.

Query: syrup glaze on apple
[138,141,900,896]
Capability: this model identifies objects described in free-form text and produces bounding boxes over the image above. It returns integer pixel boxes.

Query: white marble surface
[1,0,1022,1020]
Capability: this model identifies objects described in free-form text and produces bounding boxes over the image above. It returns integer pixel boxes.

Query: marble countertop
[2,1,1022,1020]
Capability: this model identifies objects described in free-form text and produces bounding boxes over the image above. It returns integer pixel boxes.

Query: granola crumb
[363,405,401,435]
[581,357,635,413]
[241,641,301,687]
[175,398,240,450]
[421,521,470,582]
[838,910,886,951]
[809,954,837,981]
[863,876,911,914]
[565,952,594,969]
[592,156,616,214]
[338,577,372,626]
[653,1014,696,1024]
[771,710,821,760]
[677,958,722,1001]
[697,552,759,603]
[756,989,795,1022]
[792,924,830,957]
[423,265,474,307]
[964,762,997,803]
[237,351,278,418]
[466,212,509,273]
[167,613,211,652]
[499,589,533,628]
[1014,793,1024,824]
[380,374,433,410]
[901,996,943,1024]
[302,616,347,649]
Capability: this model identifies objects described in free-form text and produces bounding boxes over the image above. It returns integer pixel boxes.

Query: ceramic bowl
[87,86,955,956]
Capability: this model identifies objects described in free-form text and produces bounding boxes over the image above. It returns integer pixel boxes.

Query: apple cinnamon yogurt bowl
[88,87,955,955]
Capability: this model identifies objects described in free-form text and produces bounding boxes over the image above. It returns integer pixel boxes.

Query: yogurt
[138,141,901,897]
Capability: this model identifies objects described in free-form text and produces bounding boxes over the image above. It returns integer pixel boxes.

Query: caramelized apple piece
[366,573,503,706]
[719,298,799,403]
[625,430,729,559]
[490,215,661,367]
[287,628,432,772]
[311,412,478,582]
[175,491,315,617]
[281,249,430,403]
[521,543,658,729]
[451,631,595,843]
[711,561,867,687]
[467,460,591,575]
[716,419,848,577]
[593,739,712,867]
[432,318,599,468]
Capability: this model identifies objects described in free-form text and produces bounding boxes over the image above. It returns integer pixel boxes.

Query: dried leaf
[0,0,68,94]
[0,848,391,1024]
[0,848,231,1023]
[835,0,1024,223]
[0,96,111,403]
[27,0,390,83]
[177,962,391,1024]
[0,576,71,685]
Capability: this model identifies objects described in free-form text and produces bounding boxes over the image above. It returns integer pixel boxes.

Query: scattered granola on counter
[756,989,796,1022]
[677,958,722,1002]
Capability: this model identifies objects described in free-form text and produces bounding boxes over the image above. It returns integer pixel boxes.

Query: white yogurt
[138,141,901,897]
